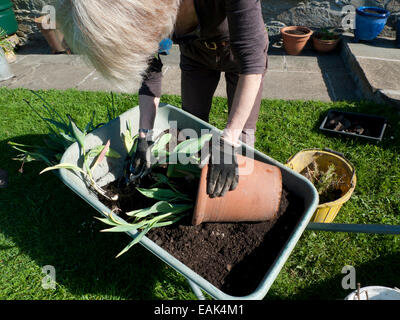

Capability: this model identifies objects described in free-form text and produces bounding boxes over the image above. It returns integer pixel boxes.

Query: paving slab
[341,34,400,110]
[1,45,360,103]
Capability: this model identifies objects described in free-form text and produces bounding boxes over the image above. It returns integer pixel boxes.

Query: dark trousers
[179,38,268,146]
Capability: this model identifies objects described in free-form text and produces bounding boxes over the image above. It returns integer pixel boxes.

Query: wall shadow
[268,39,361,103]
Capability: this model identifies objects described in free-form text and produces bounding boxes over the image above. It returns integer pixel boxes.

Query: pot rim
[356,6,390,19]
[313,35,341,44]
[281,26,313,37]
[314,31,340,41]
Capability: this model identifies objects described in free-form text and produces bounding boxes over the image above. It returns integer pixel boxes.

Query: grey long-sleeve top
[139,0,268,97]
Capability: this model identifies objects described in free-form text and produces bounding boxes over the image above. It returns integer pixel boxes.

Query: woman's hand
[206,137,240,198]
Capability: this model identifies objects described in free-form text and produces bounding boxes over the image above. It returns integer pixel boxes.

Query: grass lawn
[0,87,399,300]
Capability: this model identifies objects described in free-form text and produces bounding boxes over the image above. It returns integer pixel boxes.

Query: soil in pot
[281,26,313,56]
[286,30,308,35]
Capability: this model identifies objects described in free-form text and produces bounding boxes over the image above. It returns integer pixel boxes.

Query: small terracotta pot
[192,154,283,225]
[312,34,341,53]
[281,26,313,55]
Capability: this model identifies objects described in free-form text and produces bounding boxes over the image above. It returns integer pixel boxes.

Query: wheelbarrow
[57,103,320,300]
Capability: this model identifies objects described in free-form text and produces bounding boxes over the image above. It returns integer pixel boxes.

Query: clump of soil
[300,161,343,204]
[325,114,369,136]
[286,30,308,35]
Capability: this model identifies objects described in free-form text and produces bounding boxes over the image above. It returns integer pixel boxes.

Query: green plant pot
[0,0,18,36]
[58,103,319,300]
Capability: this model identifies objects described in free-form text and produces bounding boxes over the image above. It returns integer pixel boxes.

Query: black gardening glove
[206,138,240,198]
[129,137,152,182]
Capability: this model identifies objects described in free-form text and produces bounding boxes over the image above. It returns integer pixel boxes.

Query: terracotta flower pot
[192,154,283,225]
[281,26,313,55]
[312,34,341,53]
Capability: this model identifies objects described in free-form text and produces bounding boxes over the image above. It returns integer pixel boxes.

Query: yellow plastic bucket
[286,149,356,223]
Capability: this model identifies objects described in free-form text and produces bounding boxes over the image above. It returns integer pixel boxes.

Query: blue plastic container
[355,7,390,42]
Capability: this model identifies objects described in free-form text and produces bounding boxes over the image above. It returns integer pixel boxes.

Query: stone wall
[263,0,400,40]
[11,0,56,44]
[10,0,400,46]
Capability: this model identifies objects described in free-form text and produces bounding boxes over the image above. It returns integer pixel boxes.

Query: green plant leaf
[150,173,180,192]
[59,132,76,143]
[126,201,191,218]
[151,133,172,156]
[67,115,86,154]
[101,224,148,233]
[151,173,170,185]
[43,118,70,134]
[173,133,212,155]
[39,163,87,176]
[136,187,190,201]
[47,132,72,149]
[115,223,154,258]
[8,141,43,149]
[9,144,53,166]
[123,128,138,157]
[123,130,133,154]
[153,214,187,228]
[87,145,120,160]
[93,216,119,227]
[126,201,172,217]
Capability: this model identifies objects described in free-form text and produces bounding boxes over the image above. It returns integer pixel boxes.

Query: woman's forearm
[223,74,263,145]
[139,94,160,138]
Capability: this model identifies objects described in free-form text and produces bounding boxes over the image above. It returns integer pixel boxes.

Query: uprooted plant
[9,91,214,257]
[9,91,121,201]
[97,129,213,257]
[301,161,344,203]
[41,117,212,257]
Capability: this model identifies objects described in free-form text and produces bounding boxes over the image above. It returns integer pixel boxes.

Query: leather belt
[203,40,229,50]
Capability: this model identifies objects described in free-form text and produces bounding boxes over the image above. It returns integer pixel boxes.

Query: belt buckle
[204,41,217,50]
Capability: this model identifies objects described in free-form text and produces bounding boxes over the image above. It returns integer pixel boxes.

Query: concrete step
[340,33,400,110]
[2,45,360,103]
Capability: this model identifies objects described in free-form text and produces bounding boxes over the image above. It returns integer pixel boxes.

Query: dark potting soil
[147,188,304,296]
[286,30,308,35]
[100,171,304,296]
